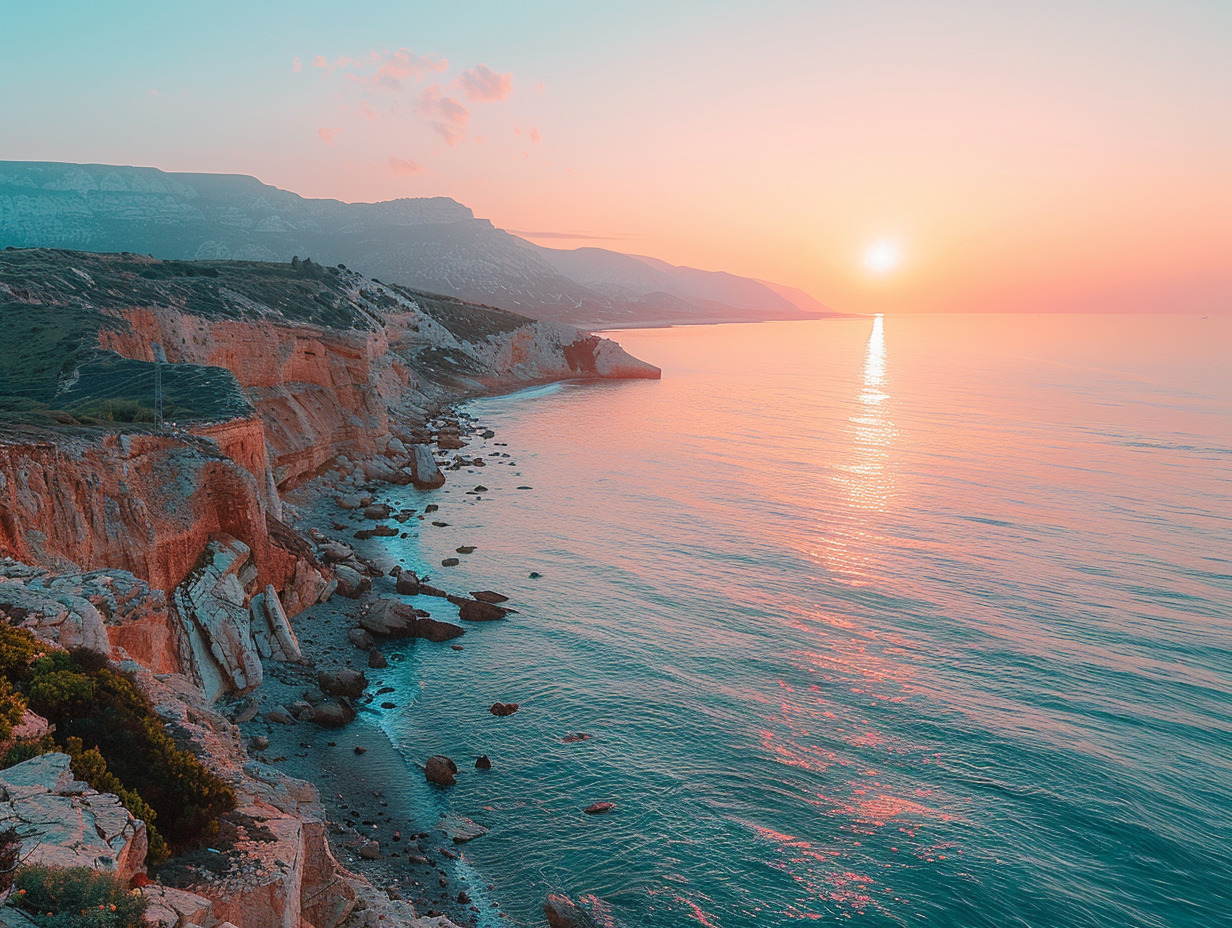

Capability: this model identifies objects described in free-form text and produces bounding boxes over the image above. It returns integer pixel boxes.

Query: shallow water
[372,314,1231,927]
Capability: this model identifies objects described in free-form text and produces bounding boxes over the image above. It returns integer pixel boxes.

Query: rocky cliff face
[0,427,298,595]
[0,249,657,593]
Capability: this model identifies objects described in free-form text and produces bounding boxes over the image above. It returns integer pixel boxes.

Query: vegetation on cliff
[0,623,236,863]
[10,865,148,928]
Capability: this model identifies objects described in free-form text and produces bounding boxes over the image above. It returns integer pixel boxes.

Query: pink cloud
[529,126,541,144]
[318,127,341,143]
[335,48,449,92]
[456,64,512,102]
[292,57,302,73]
[417,85,469,145]
[389,157,423,176]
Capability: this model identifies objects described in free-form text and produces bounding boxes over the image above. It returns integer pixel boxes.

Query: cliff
[0,249,658,594]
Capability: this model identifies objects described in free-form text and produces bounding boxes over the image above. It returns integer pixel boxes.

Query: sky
[2,0,1230,314]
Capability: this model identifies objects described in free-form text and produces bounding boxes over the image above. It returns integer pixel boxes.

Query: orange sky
[3,1,1230,313]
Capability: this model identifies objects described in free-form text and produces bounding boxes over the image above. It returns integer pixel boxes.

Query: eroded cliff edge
[0,248,657,592]
[0,248,658,928]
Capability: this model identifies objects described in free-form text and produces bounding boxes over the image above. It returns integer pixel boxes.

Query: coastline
[241,412,524,927]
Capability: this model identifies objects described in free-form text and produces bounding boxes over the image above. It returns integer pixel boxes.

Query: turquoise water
[373,314,1231,927]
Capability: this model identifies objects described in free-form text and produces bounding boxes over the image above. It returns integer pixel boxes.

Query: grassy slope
[0,248,539,428]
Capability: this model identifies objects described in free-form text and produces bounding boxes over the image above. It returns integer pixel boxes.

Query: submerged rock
[583,802,615,815]
[543,894,604,928]
[440,814,489,843]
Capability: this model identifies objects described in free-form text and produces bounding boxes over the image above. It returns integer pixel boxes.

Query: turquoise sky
[3,1,1230,313]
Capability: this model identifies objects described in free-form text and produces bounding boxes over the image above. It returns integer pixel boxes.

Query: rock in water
[360,598,465,641]
[440,814,489,843]
[395,571,421,595]
[425,755,458,786]
[470,590,509,603]
[490,702,519,717]
[584,802,615,815]
[543,894,604,928]
[457,598,509,622]
[367,648,387,669]
[474,755,492,769]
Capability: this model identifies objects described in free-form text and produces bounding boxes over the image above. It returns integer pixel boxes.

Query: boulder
[173,537,263,702]
[0,754,147,882]
[474,755,492,770]
[262,585,302,662]
[440,557,460,567]
[424,755,457,786]
[332,564,370,599]
[319,542,355,563]
[310,700,356,728]
[584,802,615,815]
[348,627,375,650]
[317,668,367,699]
[362,504,393,520]
[367,649,387,669]
[489,702,519,717]
[411,444,445,489]
[395,572,420,595]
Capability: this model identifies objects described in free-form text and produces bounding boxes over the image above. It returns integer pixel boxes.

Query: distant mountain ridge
[0,161,829,327]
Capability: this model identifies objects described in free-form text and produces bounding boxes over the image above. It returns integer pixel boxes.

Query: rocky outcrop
[0,427,297,597]
[410,443,445,489]
[0,753,148,882]
[0,558,180,673]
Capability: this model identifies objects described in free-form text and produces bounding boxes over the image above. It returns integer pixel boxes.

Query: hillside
[0,161,828,327]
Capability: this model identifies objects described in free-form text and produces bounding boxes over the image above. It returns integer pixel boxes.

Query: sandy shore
[236,416,516,927]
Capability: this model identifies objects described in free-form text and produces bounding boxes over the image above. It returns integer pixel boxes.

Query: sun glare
[863,240,902,276]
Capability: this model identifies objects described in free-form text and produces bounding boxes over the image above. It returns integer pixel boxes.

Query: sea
[368,314,1232,928]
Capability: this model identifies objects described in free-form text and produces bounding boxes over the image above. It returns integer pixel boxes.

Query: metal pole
[152,342,166,430]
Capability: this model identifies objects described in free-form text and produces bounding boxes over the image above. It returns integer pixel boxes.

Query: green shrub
[64,739,168,865]
[29,653,236,856]
[0,626,236,860]
[11,866,147,928]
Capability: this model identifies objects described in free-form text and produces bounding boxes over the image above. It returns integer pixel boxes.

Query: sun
[863,239,902,276]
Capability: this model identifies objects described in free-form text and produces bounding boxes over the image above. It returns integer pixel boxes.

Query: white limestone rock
[0,753,148,882]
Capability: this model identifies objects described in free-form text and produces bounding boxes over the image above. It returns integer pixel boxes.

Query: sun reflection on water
[815,315,899,585]
[846,314,896,510]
